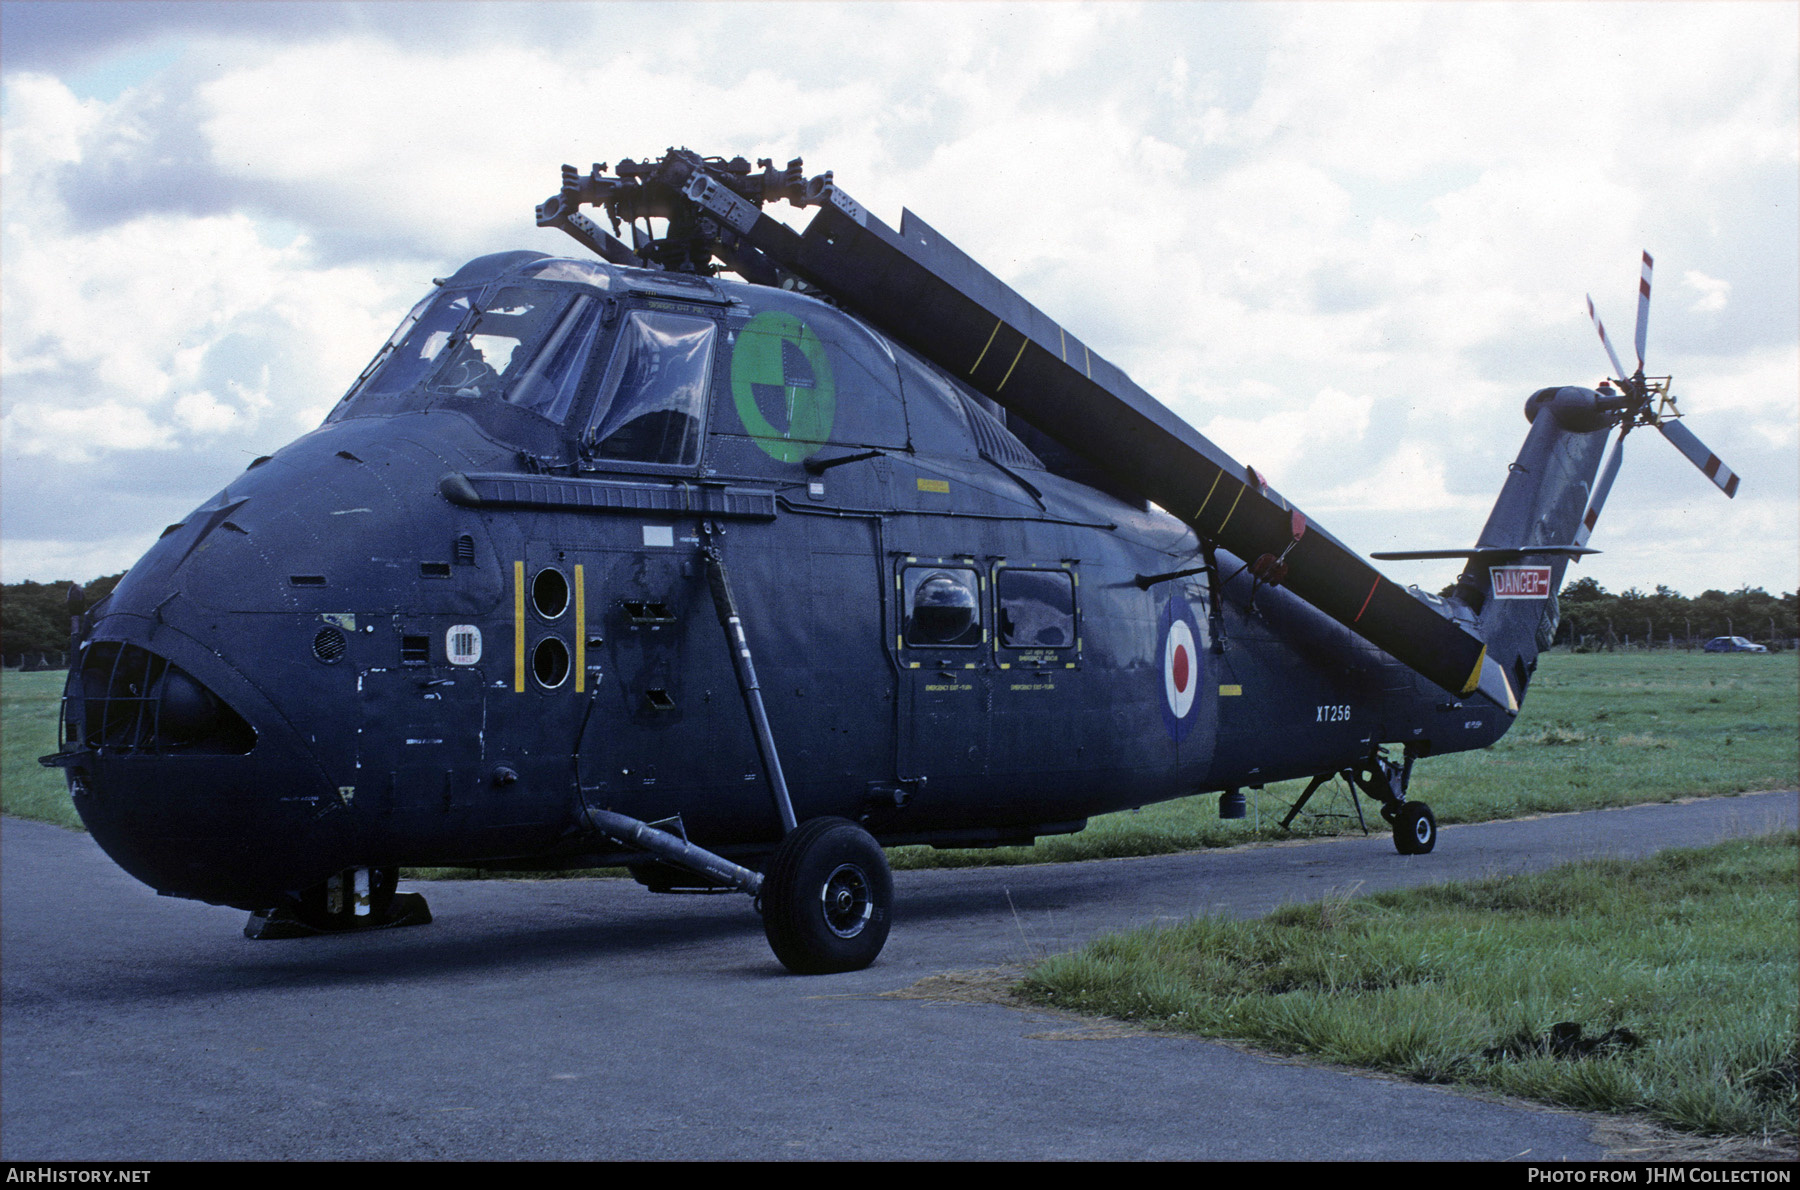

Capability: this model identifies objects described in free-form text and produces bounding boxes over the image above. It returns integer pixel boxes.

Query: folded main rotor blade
[1657,418,1740,497]
[1633,250,1653,373]
[1587,295,1628,381]
[1574,428,1626,547]
[776,200,1491,698]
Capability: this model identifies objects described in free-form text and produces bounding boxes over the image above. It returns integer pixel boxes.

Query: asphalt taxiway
[3,790,1793,1161]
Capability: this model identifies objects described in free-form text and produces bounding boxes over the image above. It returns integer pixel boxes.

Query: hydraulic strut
[702,541,799,836]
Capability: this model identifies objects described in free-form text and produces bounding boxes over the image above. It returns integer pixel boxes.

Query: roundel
[730,311,836,463]
[1158,595,1204,742]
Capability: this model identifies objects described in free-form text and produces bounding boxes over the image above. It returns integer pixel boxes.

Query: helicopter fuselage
[57,250,1512,913]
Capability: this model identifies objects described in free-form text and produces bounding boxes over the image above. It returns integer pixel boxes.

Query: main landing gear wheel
[760,816,892,974]
[1393,801,1437,855]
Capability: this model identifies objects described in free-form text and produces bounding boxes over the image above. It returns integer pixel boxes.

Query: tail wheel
[760,817,892,974]
[1393,802,1437,855]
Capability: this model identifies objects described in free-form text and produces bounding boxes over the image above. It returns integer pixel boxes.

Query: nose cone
[60,626,352,912]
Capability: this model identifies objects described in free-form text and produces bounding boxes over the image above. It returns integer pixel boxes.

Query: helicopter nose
[56,629,353,910]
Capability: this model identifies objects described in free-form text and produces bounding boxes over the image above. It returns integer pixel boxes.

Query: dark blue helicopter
[43,151,1740,973]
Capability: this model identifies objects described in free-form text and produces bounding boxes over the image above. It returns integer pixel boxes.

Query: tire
[1393,802,1436,855]
[760,817,893,974]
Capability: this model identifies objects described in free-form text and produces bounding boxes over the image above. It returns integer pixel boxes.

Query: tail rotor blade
[1658,418,1741,498]
[1574,429,1627,547]
[1633,250,1653,373]
[1587,295,1628,381]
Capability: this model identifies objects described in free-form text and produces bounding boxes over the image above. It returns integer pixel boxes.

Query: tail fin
[1450,386,1620,701]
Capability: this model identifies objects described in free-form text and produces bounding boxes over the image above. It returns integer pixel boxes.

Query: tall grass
[1023,833,1800,1138]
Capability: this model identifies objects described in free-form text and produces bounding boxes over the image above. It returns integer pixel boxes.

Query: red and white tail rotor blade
[1658,418,1740,498]
[1633,250,1653,374]
[1587,294,1628,382]
[1574,430,1626,547]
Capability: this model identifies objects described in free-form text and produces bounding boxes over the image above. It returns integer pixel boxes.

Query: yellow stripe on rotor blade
[1194,471,1223,521]
[970,318,1003,375]
[1214,482,1247,535]
[996,334,1030,391]
[1461,645,1487,697]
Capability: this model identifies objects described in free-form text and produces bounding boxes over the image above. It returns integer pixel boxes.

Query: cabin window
[902,566,982,648]
[996,569,1075,650]
[583,310,716,467]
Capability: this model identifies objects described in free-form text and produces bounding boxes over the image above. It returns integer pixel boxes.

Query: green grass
[1022,832,1800,1139]
[7,652,1796,858]
[2,670,82,829]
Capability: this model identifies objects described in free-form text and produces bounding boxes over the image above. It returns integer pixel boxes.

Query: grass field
[6,651,1796,854]
[1022,832,1800,1140]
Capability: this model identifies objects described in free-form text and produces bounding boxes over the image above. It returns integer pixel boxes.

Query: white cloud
[0,1,1793,598]
[1683,270,1731,313]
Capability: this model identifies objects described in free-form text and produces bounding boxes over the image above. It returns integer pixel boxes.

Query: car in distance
[1702,636,1769,653]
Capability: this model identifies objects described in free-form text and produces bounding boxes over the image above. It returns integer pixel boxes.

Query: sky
[2,0,1796,599]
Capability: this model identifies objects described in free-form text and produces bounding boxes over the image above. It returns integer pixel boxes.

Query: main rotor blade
[1587,295,1628,381]
[777,200,1491,698]
[1633,250,1653,374]
[1657,418,1740,498]
[1573,428,1626,547]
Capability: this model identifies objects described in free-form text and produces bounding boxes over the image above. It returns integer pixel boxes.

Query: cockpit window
[582,310,716,466]
[426,287,571,400]
[351,287,477,399]
[504,294,606,422]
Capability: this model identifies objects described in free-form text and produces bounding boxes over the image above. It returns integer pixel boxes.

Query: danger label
[1490,566,1553,599]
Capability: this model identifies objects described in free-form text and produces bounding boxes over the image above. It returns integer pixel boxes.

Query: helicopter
[42,149,1741,974]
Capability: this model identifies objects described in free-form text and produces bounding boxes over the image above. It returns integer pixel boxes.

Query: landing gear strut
[1347,748,1436,856]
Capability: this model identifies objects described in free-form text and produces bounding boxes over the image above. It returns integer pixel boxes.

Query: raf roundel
[1158,596,1204,742]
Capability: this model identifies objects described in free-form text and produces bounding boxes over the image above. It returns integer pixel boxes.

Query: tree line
[2,574,124,664]
[1553,577,1798,651]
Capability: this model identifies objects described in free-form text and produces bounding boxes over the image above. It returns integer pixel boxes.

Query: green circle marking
[731,311,836,463]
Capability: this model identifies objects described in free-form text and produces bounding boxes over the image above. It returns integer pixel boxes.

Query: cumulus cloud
[1,1,1794,597]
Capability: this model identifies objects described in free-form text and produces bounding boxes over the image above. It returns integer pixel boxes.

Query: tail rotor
[1578,250,1741,546]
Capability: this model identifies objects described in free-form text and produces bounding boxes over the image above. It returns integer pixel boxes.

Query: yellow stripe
[574,564,586,693]
[1059,327,1067,362]
[1194,471,1223,520]
[970,318,1003,375]
[1460,645,1487,697]
[1214,482,1246,534]
[996,335,1030,391]
[513,561,525,693]
[1219,684,1242,696]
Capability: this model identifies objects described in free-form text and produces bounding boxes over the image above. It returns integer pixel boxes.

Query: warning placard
[1490,566,1553,599]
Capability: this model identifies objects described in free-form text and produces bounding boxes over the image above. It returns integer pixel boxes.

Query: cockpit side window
[582,310,716,467]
